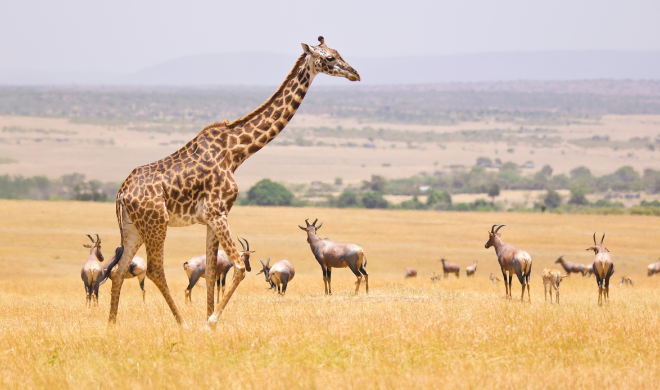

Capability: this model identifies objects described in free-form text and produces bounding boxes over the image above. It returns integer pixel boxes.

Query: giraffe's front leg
[205,225,220,319]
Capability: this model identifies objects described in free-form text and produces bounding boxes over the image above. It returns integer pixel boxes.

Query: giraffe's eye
[327,56,335,61]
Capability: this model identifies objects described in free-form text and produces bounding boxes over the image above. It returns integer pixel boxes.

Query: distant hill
[2,50,660,86]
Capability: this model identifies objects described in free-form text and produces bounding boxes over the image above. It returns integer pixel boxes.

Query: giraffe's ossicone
[108,37,360,327]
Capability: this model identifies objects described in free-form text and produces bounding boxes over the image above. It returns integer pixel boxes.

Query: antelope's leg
[138,275,146,303]
[327,267,333,295]
[109,221,143,324]
[321,265,329,295]
[93,280,101,307]
[186,267,204,304]
[544,282,548,302]
[501,270,508,298]
[220,272,228,300]
[508,273,513,299]
[359,264,369,294]
[205,225,219,318]
[207,215,245,329]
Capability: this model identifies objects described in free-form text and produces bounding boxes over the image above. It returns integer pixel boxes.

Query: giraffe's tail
[98,246,125,286]
[115,192,124,248]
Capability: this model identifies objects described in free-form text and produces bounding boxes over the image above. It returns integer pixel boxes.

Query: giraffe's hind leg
[205,225,219,319]
[109,220,143,324]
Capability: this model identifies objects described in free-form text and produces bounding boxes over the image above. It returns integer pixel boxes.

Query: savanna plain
[1,200,660,389]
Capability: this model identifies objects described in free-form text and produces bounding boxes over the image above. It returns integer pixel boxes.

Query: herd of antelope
[80,220,659,309]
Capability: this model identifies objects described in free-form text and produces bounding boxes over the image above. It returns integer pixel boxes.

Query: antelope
[440,257,460,279]
[586,262,594,277]
[109,256,147,302]
[183,238,254,303]
[80,234,123,307]
[404,268,418,278]
[430,272,439,283]
[489,273,501,284]
[465,261,478,277]
[620,275,633,287]
[299,218,368,295]
[256,258,296,295]
[587,233,614,305]
[485,224,532,301]
[648,259,660,276]
[554,255,586,276]
[542,268,567,304]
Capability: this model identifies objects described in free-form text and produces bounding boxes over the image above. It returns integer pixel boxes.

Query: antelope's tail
[362,252,368,268]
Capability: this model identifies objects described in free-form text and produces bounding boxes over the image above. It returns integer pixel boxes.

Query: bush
[426,190,452,206]
[241,179,294,206]
[487,183,501,199]
[544,188,562,209]
[362,192,388,209]
[337,190,360,208]
[401,196,426,210]
[568,186,589,205]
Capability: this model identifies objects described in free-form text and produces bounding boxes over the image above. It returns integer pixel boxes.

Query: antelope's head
[302,36,361,82]
[586,233,609,254]
[485,224,506,249]
[554,255,566,264]
[237,237,254,272]
[83,234,104,262]
[298,218,323,243]
[256,258,275,290]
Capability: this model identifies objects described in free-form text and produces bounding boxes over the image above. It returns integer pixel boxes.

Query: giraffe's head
[302,36,361,82]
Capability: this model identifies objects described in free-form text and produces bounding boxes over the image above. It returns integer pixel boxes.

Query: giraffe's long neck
[218,54,316,169]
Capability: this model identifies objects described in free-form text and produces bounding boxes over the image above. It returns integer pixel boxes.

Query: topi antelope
[80,234,124,307]
[648,259,660,276]
[430,272,439,283]
[620,275,633,287]
[542,268,567,304]
[404,268,418,278]
[489,273,501,285]
[440,257,460,279]
[587,233,614,305]
[109,256,147,302]
[299,218,368,295]
[256,258,296,295]
[554,255,586,276]
[183,238,254,303]
[465,261,478,277]
[485,224,533,301]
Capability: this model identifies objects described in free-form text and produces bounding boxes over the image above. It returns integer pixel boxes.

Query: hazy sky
[1,0,658,73]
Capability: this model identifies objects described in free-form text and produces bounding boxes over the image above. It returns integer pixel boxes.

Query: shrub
[362,192,388,209]
[568,186,589,205]
[337,191,360,208]
[241,179,294,206]
[544,188,562,209]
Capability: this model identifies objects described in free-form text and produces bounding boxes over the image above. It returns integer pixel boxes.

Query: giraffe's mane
[202,53,308,132]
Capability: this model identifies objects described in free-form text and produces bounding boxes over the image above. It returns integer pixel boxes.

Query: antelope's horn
[242,237,250,251]
[305,218,310,227]
[316,222,323,230]
[601,233,605,245]
[86,234,95,243]
[593,233,597,246]
[299,225,307,230]
[95,234,100,244]
[260,259,265,267]
[312,218,318,226]
[490,225,498,233]
[267,257,270,267]
[238,237,247,251]
[494,224,506,233]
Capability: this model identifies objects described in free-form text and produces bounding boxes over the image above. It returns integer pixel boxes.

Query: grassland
[1,200,660,389]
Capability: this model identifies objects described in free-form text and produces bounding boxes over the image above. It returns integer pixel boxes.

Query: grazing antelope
[586,262,594,277]
[404,268,418,278]
[554,255,586,276]
[587,233,614,305]
[80,234,123,307]
[620,275,633,287]
[256,258,296,295]
[485,224,532,301]
[299,218,368,295]
[183,238,254,303]
[465,261,478,277]
[109,256,147,302]
[430,272,439,283]
[648,259,660,276]
[542,268,567,304]
[489,273,501,285]
[440,257,460,279]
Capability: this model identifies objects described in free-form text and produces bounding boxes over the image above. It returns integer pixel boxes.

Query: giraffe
[109,36,360,328]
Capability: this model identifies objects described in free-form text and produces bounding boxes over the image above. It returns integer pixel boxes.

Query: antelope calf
[183,238,254,303]
[430,272,439,283]
[554,255,586,276]
[542,268,567,304]
[110,256,147,302]
[299,218,368,295]
[485,224,532,301]
[489,273,501,285]
[648,260,660,276]
[620,275,633,287]
[465,261,478,277]
[80,234,123,307]
[404,268,418,278]
[256,258,296,295]
[587,233,614,305]
[440,257,460,279]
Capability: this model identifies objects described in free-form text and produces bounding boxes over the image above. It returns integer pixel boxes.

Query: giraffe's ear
[302,43,320,57]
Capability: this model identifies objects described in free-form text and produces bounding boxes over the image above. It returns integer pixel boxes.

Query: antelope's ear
[605,247,609,252]
[256,270,263,275]
[83,244,91,248]
[298,225,307,230]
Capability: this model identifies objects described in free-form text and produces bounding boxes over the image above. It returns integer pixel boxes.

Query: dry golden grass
[1,199,660,389]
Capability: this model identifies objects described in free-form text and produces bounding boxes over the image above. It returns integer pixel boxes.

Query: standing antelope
[485,224,532,301]
[465,261,478,277]
[183,238,254,303]
[542,268,567,304]
[648,259,660,276]
[440,257,460,279]
[586,262,594,277]
[489,273,501,285]
[299,218,368,295]
[620,275,633,287]
[110,256,147,302]
[554,255,586,276]
[404,268,418,278]
[588,233,614,305]
[256,258,296,295]
[80,234,123,307]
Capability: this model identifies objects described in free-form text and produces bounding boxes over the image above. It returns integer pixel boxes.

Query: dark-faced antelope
[554,255,586,276]
[80,234,123,307]
[404,268,418,278]
[648,259,660,276]
[440,257,460,279]
[109,256,147,302]
[542,268,567,304]
[465,261,478,277]
[489,273,501,284]
[587,233,614,305]
[183,238,254,303]
[620,275,633,287]
[299,218,368,295]
[256,258,296,295]
[485,224,532,301]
